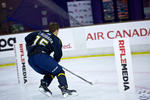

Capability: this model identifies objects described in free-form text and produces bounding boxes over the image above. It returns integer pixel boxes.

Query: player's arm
[52,38,62,62]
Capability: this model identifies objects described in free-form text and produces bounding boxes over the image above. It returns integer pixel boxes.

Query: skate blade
[72,92,78,96]
[63,93,68,98]
[63,92,78,98]
[39,88,52,97]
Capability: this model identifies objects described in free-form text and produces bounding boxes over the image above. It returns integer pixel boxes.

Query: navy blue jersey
[25,31,62,62]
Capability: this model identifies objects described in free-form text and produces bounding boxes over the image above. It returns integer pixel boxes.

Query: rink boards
[0,20,150,65]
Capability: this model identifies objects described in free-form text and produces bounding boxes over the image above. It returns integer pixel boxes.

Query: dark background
[0,0,149,35]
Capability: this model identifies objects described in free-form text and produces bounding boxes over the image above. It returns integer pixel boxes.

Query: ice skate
[39,79,52,97]
[58,85,78,97]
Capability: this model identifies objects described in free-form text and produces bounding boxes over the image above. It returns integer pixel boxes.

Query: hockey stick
[62,66,93,85]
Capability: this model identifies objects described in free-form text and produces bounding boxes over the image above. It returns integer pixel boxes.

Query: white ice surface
[0,54,150,100]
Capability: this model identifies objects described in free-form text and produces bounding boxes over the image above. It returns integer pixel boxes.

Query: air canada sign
[85,20,150,48]
[86,28,150,41]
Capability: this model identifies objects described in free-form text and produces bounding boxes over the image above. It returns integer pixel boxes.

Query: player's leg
[56,69,77,97]
[28,56,53,96]
[30,53,77,96]
[39,73,54,95]
[32,54,69,87]
[41,73,55,86]
[30,53,62,75]
[56,69,68,87]
[30,54,67,87]
[28,53,56,87]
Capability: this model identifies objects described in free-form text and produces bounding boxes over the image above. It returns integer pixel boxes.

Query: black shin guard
[42,73,54,86]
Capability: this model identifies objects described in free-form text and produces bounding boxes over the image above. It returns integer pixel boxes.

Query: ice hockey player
[25,22,77,97]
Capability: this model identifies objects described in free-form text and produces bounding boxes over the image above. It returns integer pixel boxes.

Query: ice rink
[0,54,150,100]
